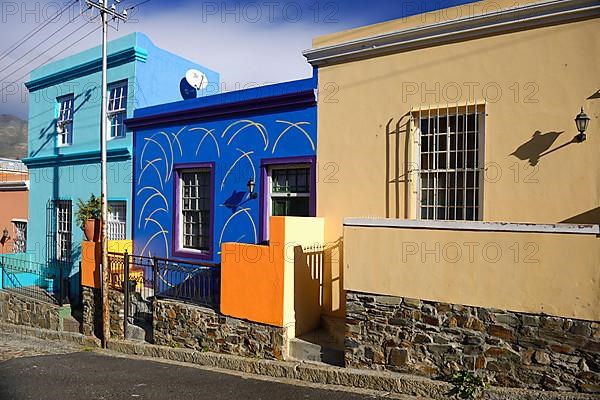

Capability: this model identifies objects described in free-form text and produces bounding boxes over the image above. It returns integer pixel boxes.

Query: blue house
[126,77,317,263]
[21,32,219,295]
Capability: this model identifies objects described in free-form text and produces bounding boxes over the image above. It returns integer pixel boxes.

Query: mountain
[0,114,27,159]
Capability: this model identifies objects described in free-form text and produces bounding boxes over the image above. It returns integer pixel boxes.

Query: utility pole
[85,0,127,348]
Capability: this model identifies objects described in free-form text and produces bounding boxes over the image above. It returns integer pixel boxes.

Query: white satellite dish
[185,69,208,90]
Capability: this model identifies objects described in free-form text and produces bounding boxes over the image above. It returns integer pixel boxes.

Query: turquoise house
[20,32,219,298]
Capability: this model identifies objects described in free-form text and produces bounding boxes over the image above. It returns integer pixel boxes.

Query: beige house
[302,0,599,392]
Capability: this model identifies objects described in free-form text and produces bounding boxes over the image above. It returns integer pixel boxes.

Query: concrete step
[125,324,146,342]
[61,316,81,334]
[289,329,344,366]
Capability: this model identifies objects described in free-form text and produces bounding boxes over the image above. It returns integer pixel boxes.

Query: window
[108,201,126,240]
[416,107,484,221]
[177,168,212,253]
[269,166,311,217]
[55,200,72,262]
[108,81,128,139]
[11,219,27,254]
[57,94,74,146]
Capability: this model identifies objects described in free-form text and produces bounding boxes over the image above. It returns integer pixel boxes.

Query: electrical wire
[0,0,80,63]
[0,9,90,76]
[0,25,101,95]
[0,16,99,83]
[126,0,152,11]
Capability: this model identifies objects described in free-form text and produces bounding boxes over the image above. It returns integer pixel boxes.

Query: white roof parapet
[303,0,600,66]
[343,218,600,235]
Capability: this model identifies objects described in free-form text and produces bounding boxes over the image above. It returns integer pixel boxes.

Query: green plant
[451,371,487,399]
[75,194,110,230]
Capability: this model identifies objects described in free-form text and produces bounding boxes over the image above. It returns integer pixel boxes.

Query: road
[0,332,421,400]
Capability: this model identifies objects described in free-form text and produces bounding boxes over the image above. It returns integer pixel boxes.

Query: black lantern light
[247,178,258,199]
[575,107,591,142]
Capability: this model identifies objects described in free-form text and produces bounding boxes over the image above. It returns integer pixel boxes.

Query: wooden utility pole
[84,0,127,348]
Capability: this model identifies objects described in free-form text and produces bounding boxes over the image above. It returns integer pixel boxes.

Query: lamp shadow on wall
[510,131,578,166]
[222,190,250,213]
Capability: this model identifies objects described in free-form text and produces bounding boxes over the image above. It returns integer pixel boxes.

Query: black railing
[107,252,221,310]
[0,255,67,305]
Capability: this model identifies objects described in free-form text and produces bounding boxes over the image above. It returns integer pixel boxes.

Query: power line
[0,25,101,95]
[0,10,88,76]
[0,17,98,83]
[0,0,80,63]
[126,0,152,11]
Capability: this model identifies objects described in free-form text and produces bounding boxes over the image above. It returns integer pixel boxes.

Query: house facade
[0,158,28,254]
[22,32,218,294]
[125,78,317,263]
[302,0,600,389]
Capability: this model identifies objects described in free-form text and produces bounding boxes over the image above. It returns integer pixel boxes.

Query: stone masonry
[345,291,600,393]
[81,286,124,340]
[0,290,60,331]
[154,299,287,360]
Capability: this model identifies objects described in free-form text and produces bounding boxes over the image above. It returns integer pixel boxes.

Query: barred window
[416,107,484,221]
[57,94,74,146]
[108,81,128,139]
[180,169,211,251]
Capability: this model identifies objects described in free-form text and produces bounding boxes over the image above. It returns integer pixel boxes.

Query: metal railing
[108,252,220,309]
[0,255,67,305]
[107,220,126,240]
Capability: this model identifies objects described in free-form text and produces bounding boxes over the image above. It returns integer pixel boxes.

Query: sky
[0,0,479,119]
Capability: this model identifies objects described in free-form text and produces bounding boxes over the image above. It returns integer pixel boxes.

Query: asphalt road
[0,351,394,400]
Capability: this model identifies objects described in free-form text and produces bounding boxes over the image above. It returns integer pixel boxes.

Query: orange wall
[0,171,28,254]
[221,217,286,327]
[81,241,101,288]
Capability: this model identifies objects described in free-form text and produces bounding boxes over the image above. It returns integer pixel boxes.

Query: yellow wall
[344,222,600,321]
[314,9,600,316]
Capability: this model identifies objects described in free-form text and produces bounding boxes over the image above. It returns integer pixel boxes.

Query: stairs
[58,305,81,334]
[289,316,345,366]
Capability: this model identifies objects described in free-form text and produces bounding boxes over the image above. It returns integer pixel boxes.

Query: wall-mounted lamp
[575,107,590,142]
[247,178,258,200]
[0,227,10,247]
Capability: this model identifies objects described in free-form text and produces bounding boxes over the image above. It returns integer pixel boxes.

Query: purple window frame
[259,156,317,243]
[172,162,215,260]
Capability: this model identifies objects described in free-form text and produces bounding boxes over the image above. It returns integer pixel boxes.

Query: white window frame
[107,81,128,140]
[108,201,127,240]
[177,168,212,254]
[413,105,485,222]
[57,94,74,146]
[55,200,72,262]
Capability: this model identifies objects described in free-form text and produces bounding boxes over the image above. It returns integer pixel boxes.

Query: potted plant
[76,194,108,242]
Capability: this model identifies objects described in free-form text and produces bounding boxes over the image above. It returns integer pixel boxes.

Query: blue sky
[0,0,479,119]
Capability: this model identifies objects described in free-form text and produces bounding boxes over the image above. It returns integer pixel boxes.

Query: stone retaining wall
[154,299,287,360]
[345,291,600,393]
[0,290,60,331]
[81,286,124,340]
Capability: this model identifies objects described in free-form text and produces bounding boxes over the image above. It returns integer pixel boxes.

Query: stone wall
[345,291,600,393]
[154,299,287,360]
[81,286,124,340]
[0,290,60,330]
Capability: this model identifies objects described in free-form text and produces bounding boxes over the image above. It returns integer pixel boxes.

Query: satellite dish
[185,69,208,90]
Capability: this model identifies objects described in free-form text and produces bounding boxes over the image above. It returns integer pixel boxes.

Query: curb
[0,323,595,400]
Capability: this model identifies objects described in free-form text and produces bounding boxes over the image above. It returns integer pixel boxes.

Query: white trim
[344,218,600,235]
[11,219,28,223]
[303,0,600,66]
[0,180,29,191]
